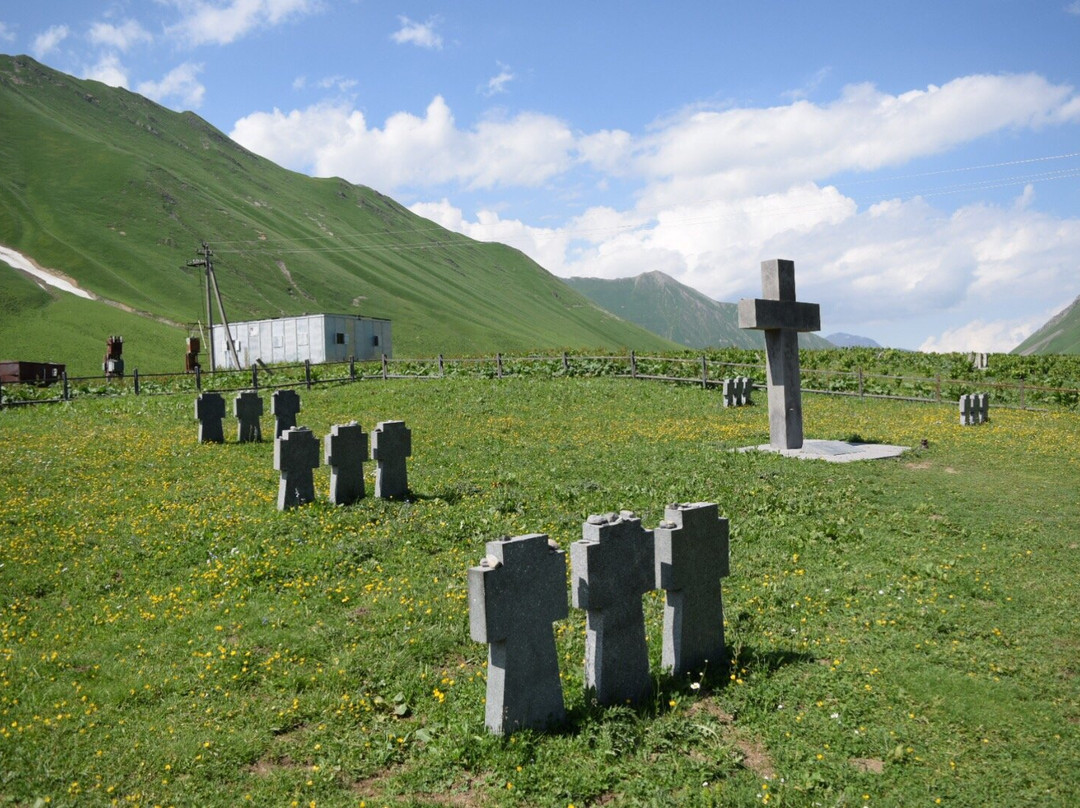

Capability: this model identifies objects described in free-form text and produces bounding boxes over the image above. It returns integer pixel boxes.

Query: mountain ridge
[564,270,834,350]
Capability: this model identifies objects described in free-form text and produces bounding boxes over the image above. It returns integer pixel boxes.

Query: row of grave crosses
[721,376,753,408]
[274,420,412,509]
[468,502,729,736]
[195,389,303,443]
[194,390,412,508]
[959,393,990,426]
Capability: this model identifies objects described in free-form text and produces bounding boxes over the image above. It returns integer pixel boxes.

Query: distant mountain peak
[565,272,833,350]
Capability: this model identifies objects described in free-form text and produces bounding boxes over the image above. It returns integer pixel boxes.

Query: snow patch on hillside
[0,244,94,300]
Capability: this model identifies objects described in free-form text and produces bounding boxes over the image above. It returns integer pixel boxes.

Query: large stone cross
[571,511,655,706]
[738,259,821,450]
[469,533,568,734]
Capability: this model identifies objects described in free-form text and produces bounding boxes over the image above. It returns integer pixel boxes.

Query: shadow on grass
[551,645,815,734]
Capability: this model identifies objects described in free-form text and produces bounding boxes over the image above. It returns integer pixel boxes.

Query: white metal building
[210,314,391,370]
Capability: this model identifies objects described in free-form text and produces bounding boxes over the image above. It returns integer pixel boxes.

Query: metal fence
[2,351,1077,412]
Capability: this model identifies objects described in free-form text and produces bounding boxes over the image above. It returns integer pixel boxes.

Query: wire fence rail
[2,351,1078,412]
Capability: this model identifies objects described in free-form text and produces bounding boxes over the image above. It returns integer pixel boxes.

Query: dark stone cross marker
[325,421,368,505]
[469,533,568,734]
[371,420,412,499]
[271,389,301,439]
[571,511,655,706]
[274,427,319,510]
[654,502,730,677]
[195,392,226,443]
[233,390,263,443]
[738,259,821,450]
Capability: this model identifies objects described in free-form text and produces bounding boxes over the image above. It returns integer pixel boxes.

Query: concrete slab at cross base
[739,439,909,463]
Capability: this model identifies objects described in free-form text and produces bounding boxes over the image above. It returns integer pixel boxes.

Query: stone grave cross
[272,389,301,439]
[274,426,319,510]
[571,511,655,706]
[654,502,730,676]
[371,420,412,499]
[324,421,368,505]
[469,533,568,734]
[233,390,263,443]
[738,259,821,449]
[195,392,226,443]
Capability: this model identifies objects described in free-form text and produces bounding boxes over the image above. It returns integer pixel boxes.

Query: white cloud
[83,53,129,88]
[482,62,514,96]
[32,24,69,58]
[410,200,570,273]
[0,22,16,44]
[138,63,206,109]
[1067,1,1080,16]
[88,19,153,51]
[231,96,575,190]
[634,74,1079,197]
[391,15,442,50]
[315,74,357,92]
[919,317,1043,353]
[166,0,320,47]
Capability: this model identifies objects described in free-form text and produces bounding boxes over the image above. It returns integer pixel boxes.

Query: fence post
[497,352,503,379]
[701,355,708,389]
[304,360,312,389]
[630,350,637,379]
[133,368,140,395]
[1019,379,1025,410]
[438,354,445,377]
[382,354,388,380]
[935,374,941,403]
[562,351,570,373]
[349,357,356,381]
[251,364,259,390]
[857,367,864,398]
[195,365,202,391]
[62,371,70,401]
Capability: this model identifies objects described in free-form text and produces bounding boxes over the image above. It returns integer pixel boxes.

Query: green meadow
[1,378,1078,807]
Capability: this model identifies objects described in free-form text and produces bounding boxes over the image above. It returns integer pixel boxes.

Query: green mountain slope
[1013,295,1080,355]
[564,270,834,350]
[0,55,676,374]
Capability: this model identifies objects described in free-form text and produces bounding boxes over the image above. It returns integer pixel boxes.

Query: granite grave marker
[233,390,263,443]
[371,420,412,499]
[571,511,655,705]
[654,502,730,676]
[469,533,568,734]
[325,421,368,505]
[274,426,319,510]
[195,392,226,444]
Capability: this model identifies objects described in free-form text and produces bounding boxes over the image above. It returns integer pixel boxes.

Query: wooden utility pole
[187,242,241,371]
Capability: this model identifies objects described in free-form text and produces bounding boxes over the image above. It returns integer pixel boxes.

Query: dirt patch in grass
[246,755,310,776]
[850,757,884,774]
[737,738,776,780]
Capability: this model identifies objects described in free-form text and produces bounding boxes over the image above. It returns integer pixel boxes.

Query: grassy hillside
[565,271,834,350]
[1013,294,1080,355]
[0,54,677,372]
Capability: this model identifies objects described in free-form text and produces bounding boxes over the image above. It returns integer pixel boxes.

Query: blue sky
[4,1,1080,350]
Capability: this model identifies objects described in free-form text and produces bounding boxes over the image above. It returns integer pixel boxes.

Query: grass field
[1,377,1077,807]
